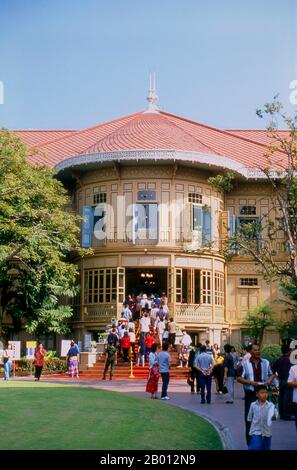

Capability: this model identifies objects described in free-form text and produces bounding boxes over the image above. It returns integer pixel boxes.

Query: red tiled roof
[13,111,288,170]
[84,112,217,155]
[13,130,77,147]
[226,129,290,147]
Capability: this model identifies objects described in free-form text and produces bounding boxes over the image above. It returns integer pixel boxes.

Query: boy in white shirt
[247,384,277,450]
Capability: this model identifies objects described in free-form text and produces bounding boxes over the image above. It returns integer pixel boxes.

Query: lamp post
[129,346,135,378]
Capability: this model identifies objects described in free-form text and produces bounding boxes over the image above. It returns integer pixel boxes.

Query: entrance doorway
[125,268,167,297]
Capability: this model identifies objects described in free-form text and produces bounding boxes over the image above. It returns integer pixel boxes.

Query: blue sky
[0,0,296,130]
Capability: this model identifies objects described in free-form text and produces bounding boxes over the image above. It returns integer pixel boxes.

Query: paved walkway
[18,376,297,450]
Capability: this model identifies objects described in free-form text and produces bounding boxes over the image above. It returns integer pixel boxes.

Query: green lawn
[0,381,222,450]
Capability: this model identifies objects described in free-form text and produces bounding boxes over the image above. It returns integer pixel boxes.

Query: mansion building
[11,84,286,349]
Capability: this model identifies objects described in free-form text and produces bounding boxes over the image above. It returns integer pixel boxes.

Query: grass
[0,381,222,450]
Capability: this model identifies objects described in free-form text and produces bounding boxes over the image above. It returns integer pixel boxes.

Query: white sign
[8,341,21,360]
[26,348,35,360]
[61,340,71,357]
[84,334,92,350]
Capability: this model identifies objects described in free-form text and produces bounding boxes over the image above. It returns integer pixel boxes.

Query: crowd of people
[103,292,194,381]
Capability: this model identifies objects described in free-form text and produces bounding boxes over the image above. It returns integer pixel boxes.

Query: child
[247,384,277,450]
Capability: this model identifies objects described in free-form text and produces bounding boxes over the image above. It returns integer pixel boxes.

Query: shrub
[261,344,282,365]
[44,356,67,372]
[45,350,57,359]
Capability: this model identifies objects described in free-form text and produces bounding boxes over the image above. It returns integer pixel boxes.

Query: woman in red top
[121,331,131,362]
[145,332,155,361]
[34,343,46,381]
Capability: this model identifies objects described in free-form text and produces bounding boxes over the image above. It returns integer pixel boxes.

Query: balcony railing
[175,304,212,323]
[84,304,118,323]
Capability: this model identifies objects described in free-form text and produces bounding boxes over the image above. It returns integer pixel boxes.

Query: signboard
[84,334,92,350]
[26,341,37,360]
[61,340,71,357]
[8,341,21,360]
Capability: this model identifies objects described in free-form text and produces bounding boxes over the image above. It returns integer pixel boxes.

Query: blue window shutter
[132,204,138,244]
[82,205,94,248]
[229,214,236,236]
[202,207,212,246]
[229,213,238,254]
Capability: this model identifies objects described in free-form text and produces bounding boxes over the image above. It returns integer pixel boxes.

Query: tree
[244,304,276,348]
[228,98,297,279]
[221,97,297,342]
[0,131,86,339]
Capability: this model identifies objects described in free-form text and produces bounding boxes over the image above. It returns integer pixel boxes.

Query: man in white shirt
[288,362,297,431]
[157,318,165,345]
[139,311,150,334]
[180,330,192,347]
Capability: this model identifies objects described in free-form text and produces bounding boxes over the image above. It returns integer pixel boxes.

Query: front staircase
[79,349,190,380]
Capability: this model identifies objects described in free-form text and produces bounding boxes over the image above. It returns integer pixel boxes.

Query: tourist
[146,295,153,311]
[205,340,214,357]
[146,343,159,399]
[188,345,201,394]
[162,326,170,347]
[139,310,150,334]
[213,343,220,359]
[34,343,46,381]
[118,324,126,355]
[247,385,277,450]
[150,302,159,330]
[194,345,215,404]
[66,340,80,379]
[145,331,155,360]
[136,334,146,367]
[272,345,293,420]
[128,328,136,360]
[213,353,225,394]
[153,294,161,308]
[168,318,177,351]
[107,327,119,347]
[237,344,275,445]
[288,360,297,431]
[180,330,192,348]
[230,346,240,369]
[157,317,166,345]
[140,293,149,310]
[223,344,236,403]
[177,330,192,367]
[121,331,131,362]
[122,303,132,321]
[242,344,253,362]
[118,312,129,328]
[102,343,117,380]
[157,342,172,400]
[156,305,166,322]
[2,343,13,381]
[160,292,169,316]
[179,330,192,365]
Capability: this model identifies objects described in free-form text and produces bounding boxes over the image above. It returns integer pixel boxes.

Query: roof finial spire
[145,72,159,113]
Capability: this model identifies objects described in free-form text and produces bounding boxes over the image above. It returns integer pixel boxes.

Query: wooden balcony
[175,304,212,323]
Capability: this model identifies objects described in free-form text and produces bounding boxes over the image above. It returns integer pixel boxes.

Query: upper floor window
[214,272,224,305]
[188,193,202,204]
[240,278,258,286]
[133,203,158,244]
[239,205,256,216]
[192,205,212,246]
[93,193,107,205]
